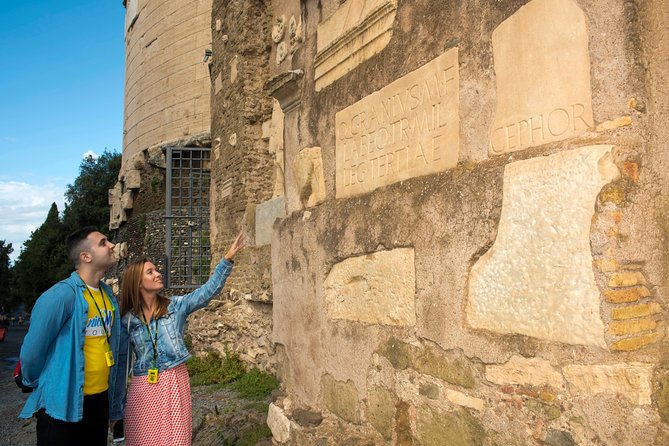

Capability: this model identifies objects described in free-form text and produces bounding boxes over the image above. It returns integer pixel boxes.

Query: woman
[119,232,245,446]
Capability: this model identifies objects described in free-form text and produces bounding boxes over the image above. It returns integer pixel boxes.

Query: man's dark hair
[66,226,99,266]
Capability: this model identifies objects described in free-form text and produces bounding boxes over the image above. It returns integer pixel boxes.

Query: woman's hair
[120,256,170,318]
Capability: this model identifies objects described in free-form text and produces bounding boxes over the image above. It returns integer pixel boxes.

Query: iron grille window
[165,147,211,289]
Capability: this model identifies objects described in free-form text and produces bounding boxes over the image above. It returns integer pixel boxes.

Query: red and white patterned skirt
[125,363,192,446]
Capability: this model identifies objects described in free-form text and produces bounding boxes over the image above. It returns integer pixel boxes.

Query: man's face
[83,232,117,270]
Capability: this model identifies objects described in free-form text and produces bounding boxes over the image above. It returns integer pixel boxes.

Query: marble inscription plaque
[335,48,459,198]
[489,0,593,154]
[467,146,620,347]
[324,248,416,326]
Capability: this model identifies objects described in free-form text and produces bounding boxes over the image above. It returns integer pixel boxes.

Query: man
[19,227,126,445]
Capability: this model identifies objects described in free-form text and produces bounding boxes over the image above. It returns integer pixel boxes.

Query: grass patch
[187,349,245,387]
[229,367,279,399]
[220,423,272,446]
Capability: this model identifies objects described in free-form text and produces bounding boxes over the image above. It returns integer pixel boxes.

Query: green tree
[11,150,121,310]
[62,150,122,233]
[12,203,69,310]
[0,240,13,310]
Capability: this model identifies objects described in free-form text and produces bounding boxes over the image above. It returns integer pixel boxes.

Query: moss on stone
[413,346,475,389]
[417,405,485,446]
[378,337,413,370]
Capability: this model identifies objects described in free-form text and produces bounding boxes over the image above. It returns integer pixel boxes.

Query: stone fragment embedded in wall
[335,48,459,198]
[292,147,326,209]
[124,169,142,190]
[563,363,653,405]
[121,190,134,211]
[485,355,563,388]
[272,15,285,43]
[321,374,360,423]
[269,99,285,197]
[416,404,486,446]
[489,0,593,154]
[467,145,620,347]
[324,248,416,326]
[288,15,303,55]
[108,182,125,230]
[255,196,286,246]
[315,0,398,91]
[230,56,238,83]
[267,403,291,443]
[113,242,128,260]
[215,73,223,95]
[212,137,221,160]
[276,42,288,65]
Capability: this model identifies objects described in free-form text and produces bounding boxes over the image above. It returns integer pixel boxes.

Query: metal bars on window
[165,147,211,289]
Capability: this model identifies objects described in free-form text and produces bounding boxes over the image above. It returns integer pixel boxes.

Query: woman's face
[140,261,164,294]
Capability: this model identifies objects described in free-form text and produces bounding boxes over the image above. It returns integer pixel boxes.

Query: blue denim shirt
[122,258,233,377]
[19,272,126,422]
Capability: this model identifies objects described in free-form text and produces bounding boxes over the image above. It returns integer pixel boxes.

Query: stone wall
[242,0,668,444]
[204,0,277,370]
[122,0,212,166]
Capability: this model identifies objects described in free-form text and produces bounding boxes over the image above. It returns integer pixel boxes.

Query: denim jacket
[19,272,126,422]
[122,258,233,377]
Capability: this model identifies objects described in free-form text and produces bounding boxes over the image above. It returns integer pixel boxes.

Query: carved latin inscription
[489,0,593,154]
[335,48,459,198]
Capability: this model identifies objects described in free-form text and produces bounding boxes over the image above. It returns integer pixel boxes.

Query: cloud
[0,181,66,262]
[82,150,99,160]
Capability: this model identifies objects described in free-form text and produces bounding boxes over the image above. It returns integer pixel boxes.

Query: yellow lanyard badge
[141,311,160,384]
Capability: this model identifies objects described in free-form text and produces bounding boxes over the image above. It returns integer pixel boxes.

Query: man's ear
[80,251,92,264]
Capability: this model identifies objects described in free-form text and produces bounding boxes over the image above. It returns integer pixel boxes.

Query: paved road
[0,325,35,445]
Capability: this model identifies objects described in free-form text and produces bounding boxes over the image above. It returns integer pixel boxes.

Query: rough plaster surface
[335,48,459,198]
[467,145,620,347]
[324,248,416,326]
[489,0,593,154]
[292,147,326,209]
[563,363,654,405]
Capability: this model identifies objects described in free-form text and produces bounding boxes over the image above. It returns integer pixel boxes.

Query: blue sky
[0,0,125,261]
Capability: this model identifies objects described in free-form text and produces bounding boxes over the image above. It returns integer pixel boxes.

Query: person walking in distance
[119,231,245,446]
[18,226,126,445]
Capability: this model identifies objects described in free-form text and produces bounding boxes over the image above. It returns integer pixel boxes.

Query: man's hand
[224,231,246,261]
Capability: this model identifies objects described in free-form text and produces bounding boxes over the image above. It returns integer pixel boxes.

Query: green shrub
[187,348,246,386]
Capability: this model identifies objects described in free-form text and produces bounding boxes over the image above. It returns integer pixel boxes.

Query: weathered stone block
[335,47,459,198]
[563,362,653,405]
[467,145,619,347]
[324,248,416,326]
[292,147,326,208]
[413,346,475,389]
[124,169,142,190]
[416,405,485,446]
[444,389,485,412]
[215,72,223,95]
[255,197,286,246]
[321,374,360,424]
[366,386,396,440]
[489,0,593,154]
[485,355,563,388]
[267,403,291,443]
